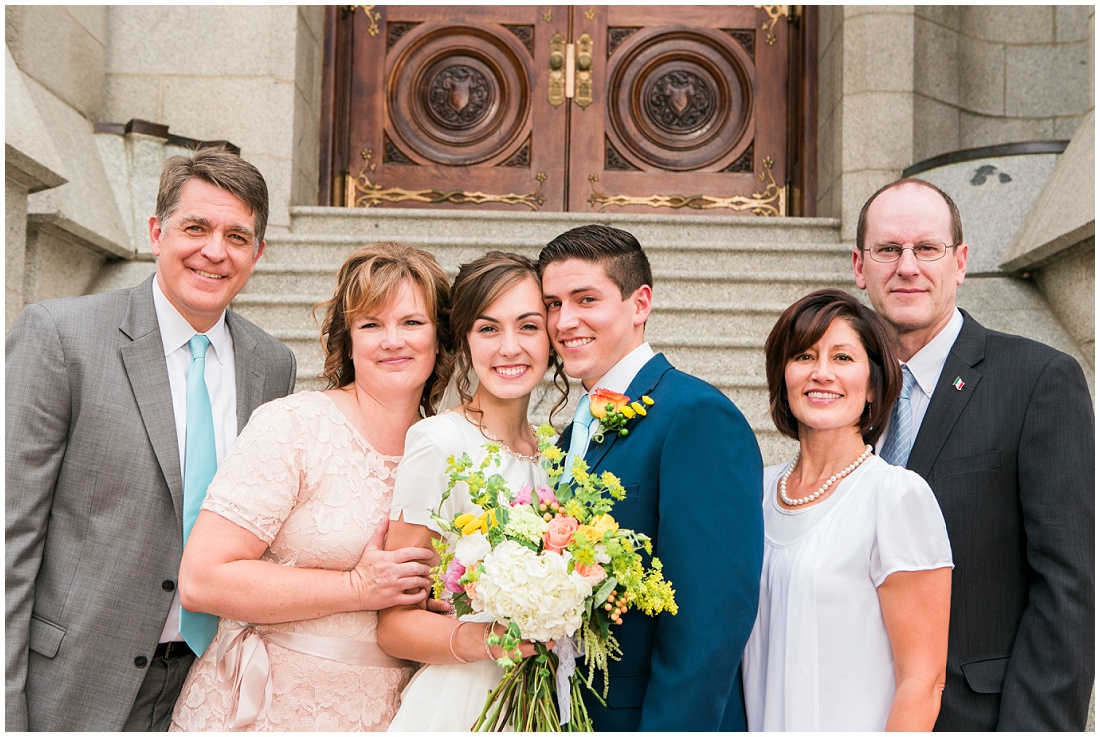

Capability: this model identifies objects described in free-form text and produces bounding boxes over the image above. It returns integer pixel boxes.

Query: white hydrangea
[454,530,491,567]
[474,540,591,642]
[502,504,548,546]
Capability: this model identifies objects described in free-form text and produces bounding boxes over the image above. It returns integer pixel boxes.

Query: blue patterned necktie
[880,366,916,467]
[178,334,220,655]
[560,394,595,486]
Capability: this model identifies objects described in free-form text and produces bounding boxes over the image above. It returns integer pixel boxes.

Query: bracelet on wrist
[449,621,470,664]
[483,622,494,661]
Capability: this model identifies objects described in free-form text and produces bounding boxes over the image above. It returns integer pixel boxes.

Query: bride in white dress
[378,251,569,731]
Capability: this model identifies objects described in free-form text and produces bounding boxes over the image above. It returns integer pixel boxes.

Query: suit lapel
[227,312,265,432]
[119,277,184,526]
[584,354,673,472]
[907,313,985,478]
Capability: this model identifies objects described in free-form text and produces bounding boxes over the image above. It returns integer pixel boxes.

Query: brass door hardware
[548,31,594,108]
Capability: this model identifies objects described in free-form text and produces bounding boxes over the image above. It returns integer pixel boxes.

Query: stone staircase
[232,208,858,465]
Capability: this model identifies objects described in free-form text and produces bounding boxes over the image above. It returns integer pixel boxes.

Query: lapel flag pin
[953,376,965,391]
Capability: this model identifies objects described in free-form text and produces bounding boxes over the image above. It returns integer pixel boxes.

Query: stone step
[241,263,856,306]
[262,233,852,275]
[287,205,843,247]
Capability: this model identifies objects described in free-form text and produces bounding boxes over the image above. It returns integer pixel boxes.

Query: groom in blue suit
[539,225,764,731]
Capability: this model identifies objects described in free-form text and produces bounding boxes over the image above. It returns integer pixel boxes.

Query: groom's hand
[349,518,434,610]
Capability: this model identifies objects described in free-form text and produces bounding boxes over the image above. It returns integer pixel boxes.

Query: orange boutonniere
[589,389,654,443]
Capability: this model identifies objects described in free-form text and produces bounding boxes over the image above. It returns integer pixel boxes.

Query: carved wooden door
[329,5,799,216]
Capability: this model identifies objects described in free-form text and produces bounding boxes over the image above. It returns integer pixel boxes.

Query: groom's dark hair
[538,224,653,299]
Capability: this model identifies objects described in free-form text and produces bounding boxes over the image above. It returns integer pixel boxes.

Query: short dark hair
[450,251,569,422]
[315,242,454,417]
[156,145,270,245]
[764,289,901,446]
[537,224,653,299]
[856,177,964,251]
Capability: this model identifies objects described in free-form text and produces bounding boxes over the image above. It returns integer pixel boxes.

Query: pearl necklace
[779,444,873,506]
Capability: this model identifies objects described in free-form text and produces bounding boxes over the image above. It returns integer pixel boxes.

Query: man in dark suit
[852,178,1094,730]
[539,224,764,731]
[6,147,297,731]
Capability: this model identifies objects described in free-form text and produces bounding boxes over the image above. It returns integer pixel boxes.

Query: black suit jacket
[906,312,1094,731]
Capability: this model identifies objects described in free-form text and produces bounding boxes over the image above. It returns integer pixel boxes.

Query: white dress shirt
[875,308,965,455]
[573,342,656,461]
[151,277,237,643]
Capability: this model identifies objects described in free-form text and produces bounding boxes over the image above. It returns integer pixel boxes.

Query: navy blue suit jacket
[566,353,764,731]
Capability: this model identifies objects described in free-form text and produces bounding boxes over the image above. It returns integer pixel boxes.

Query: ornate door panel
[327,6,801,215]
[569,6,790,216]
[343,5,567,211]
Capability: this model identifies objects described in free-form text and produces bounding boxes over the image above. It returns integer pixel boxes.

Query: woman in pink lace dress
[169,243,453,731]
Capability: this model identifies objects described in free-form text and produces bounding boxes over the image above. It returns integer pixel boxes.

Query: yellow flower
[454,513,475,529]
[630,401,646,416]
[591,514,619,536]
[576,524,602,542]
[621,405,636,419]
[641,395,654,406]
[461,511,488,536]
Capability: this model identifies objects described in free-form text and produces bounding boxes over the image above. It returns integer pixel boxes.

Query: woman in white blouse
[742,288,953,731]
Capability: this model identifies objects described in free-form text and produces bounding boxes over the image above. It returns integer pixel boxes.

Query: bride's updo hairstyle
[764,288,901,445]
[449,251,569,423]
[315,241,453,417]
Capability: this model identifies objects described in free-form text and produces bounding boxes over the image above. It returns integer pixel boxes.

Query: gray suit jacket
[907,312,1094,731]
[5,275,296,731]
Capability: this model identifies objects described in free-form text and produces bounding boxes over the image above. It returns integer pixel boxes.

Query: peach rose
[574,562,607,586]
[543,515,580,554]
[589,388,629,420]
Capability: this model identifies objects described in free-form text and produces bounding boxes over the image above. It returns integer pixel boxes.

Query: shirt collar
[151,276,229,365]
[585,342,655,396]
[902,308,964,398]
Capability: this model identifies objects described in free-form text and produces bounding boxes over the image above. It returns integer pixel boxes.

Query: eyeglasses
[860,242,958,263]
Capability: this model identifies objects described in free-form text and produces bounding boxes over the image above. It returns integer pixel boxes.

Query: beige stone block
[844,6,914,20]
[294,12,322,105]
[915,5,962,30]
[818,5,844,56]
[842,12,916,95]
[959,112,1046,148]
[913,96,960,162]
[1055,5,1093,42]
[7,47,68,192]
[959,38,1005,116]
[963,6,1054,44]
[299,5,323,46]
[160,77,296,156]
[1035,246,1095,369]
[64,6,108,45]
[23,226,107,303]
[106,5,295,80]
[1054,114,1087,140]
[7,181,29,332]
[244,152,293,235]
[841,169,901,243]
[914,16,959,105]
[103,74,163,124]
[1005,41,1091,118]
[818,26,843,120]
[6,5,106,119]
[816,106,840,192]
[841,92,915,171]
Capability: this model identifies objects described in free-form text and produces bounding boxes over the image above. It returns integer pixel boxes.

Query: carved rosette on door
[334,5,799,215]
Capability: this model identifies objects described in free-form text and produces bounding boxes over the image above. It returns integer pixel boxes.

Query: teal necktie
[560,394,594,486]
[178,334,220,655]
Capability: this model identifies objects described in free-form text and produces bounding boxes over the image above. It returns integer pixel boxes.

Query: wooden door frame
[319,5,817,215]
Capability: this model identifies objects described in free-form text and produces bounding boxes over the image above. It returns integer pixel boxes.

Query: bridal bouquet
[430,423,677,732]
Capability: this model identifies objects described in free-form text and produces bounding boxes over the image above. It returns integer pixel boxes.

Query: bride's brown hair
[449,251,569,424]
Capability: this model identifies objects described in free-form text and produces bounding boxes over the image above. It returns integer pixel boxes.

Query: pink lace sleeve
[202,397,304,544]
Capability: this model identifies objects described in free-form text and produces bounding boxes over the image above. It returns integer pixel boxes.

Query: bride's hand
[349,518,434,610]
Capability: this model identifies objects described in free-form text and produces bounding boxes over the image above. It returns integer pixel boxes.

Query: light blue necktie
[560,394,595,486]
[178,334,220,655]
[880,365,916,467]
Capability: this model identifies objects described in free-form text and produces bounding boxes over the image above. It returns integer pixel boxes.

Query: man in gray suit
[853,178,1094,730]
[6,147,297,731]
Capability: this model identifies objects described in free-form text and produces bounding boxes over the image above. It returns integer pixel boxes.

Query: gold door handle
[548,32,566,107]
[548,32,593,109]
[574,33,593,109]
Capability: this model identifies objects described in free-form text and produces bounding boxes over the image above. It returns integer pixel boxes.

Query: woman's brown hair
[314,242,453,417]
[764,289,902,446]
[450,251,569,423]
